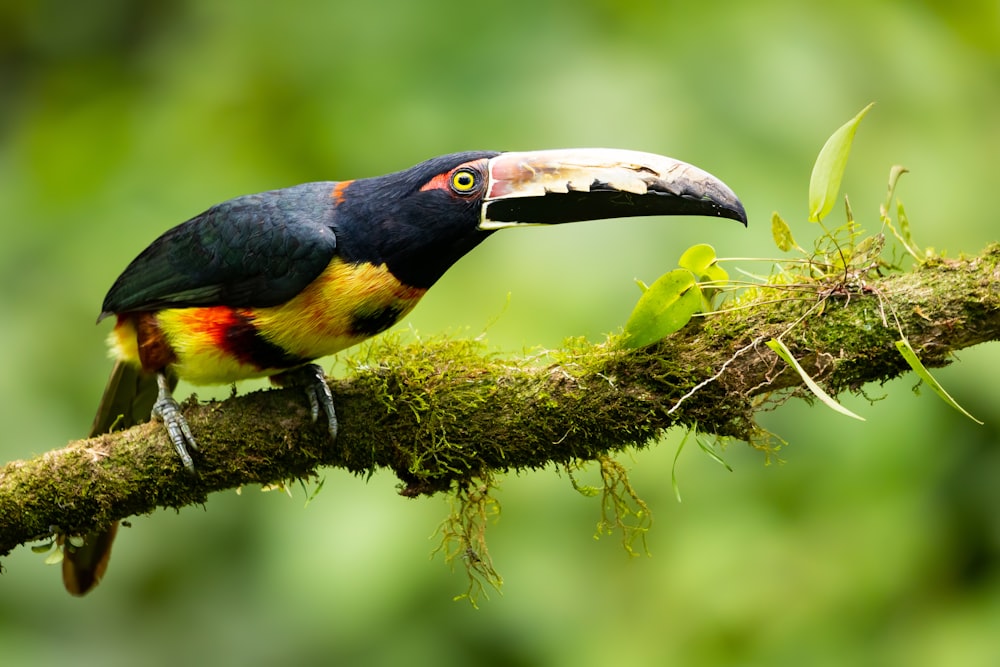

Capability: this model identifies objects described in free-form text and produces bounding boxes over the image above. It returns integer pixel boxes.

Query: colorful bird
[62,148,747,595]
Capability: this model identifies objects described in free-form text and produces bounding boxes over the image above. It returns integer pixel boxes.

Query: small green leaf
[766,338,865,421]
[897,200,912,242]
[678,243,714,274]
[671,429,691,503]
[304,476,326,508]
[851,233,885,270]
[31,541,54,554]
[771,212,796,252]
[696,434,733,472]
[622,269,701,349]
[883,165,909,215]
[878,165,922,262]
[678,244,728,283]
[808,103,874,223]
[895,339,983,424]
[895,199,923,261]
[678,243,728,310]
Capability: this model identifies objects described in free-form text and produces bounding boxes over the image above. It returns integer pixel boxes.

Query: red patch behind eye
[419,171,454,193]
[420,158,488,195]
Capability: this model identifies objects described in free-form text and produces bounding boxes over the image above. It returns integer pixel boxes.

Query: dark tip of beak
[650,178,747,225]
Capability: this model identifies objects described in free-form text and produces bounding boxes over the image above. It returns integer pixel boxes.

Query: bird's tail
[61,360,161,595]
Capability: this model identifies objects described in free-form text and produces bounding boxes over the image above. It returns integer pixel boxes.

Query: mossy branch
[2,245,999,556]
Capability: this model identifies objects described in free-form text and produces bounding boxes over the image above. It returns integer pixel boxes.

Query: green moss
[431,475,503,607]
[572,455,652,556]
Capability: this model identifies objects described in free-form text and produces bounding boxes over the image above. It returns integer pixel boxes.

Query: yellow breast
[109,259,426,385]
[250,258,426,361]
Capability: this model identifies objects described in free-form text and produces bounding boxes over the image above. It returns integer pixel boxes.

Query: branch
[2,245,999,555]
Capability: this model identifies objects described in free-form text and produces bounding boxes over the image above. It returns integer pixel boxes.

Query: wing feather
[101,183,340,317]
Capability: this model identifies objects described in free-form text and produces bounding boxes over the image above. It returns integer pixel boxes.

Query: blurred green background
[2,0,999,665]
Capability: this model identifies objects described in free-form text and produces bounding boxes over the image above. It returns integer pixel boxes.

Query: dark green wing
[100,182,340,317]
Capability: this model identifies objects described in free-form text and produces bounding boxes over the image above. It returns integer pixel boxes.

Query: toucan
[61,148,747,595]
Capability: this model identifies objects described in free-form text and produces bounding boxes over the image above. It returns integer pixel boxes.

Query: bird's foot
[274,363,338,440]
[152,372,198,472]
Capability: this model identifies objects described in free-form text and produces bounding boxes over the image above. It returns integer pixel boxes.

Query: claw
[152,372,198,472]
[276,363,338,440]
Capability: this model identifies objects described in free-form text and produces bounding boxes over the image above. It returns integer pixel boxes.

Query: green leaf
[808,103,874,223]
[303,476,326,508]
[678,243,728,283]
[766,338,865,421]
[622,269,701,349]
[883,164,909,215]
[31,541,54,554]
[668,428,731,504]
[696,434,733,472]
[678,244,729,310]
[894,339,983,424]
[671,429,691,503]
[895,198,923,261]
[771,212,796,252]
[877,165,922,262]
[897,200,912,244]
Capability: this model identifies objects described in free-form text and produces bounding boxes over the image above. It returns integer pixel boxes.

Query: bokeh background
[2,1,999,665]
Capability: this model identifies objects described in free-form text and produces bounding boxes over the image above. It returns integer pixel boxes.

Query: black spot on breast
[350,304,406,337]
[224,312,308,370]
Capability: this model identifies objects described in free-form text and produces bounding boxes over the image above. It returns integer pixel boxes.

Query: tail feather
[60,523,119,596]
[62,360,163,596]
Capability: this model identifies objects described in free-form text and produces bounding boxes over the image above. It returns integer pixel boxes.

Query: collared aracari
[62,148,747,595]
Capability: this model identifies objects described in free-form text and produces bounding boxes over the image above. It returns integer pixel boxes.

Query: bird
[61,148,747,595]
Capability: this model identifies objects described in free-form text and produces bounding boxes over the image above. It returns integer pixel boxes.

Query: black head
[331,150,501,288]
[332,148,747,289]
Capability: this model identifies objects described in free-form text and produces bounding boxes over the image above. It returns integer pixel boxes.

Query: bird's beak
[480,148,747,230]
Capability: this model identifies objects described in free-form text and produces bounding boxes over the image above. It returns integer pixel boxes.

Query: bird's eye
[450,168,478,194]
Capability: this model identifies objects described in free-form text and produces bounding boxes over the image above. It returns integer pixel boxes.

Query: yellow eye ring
[451,168,478,194]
